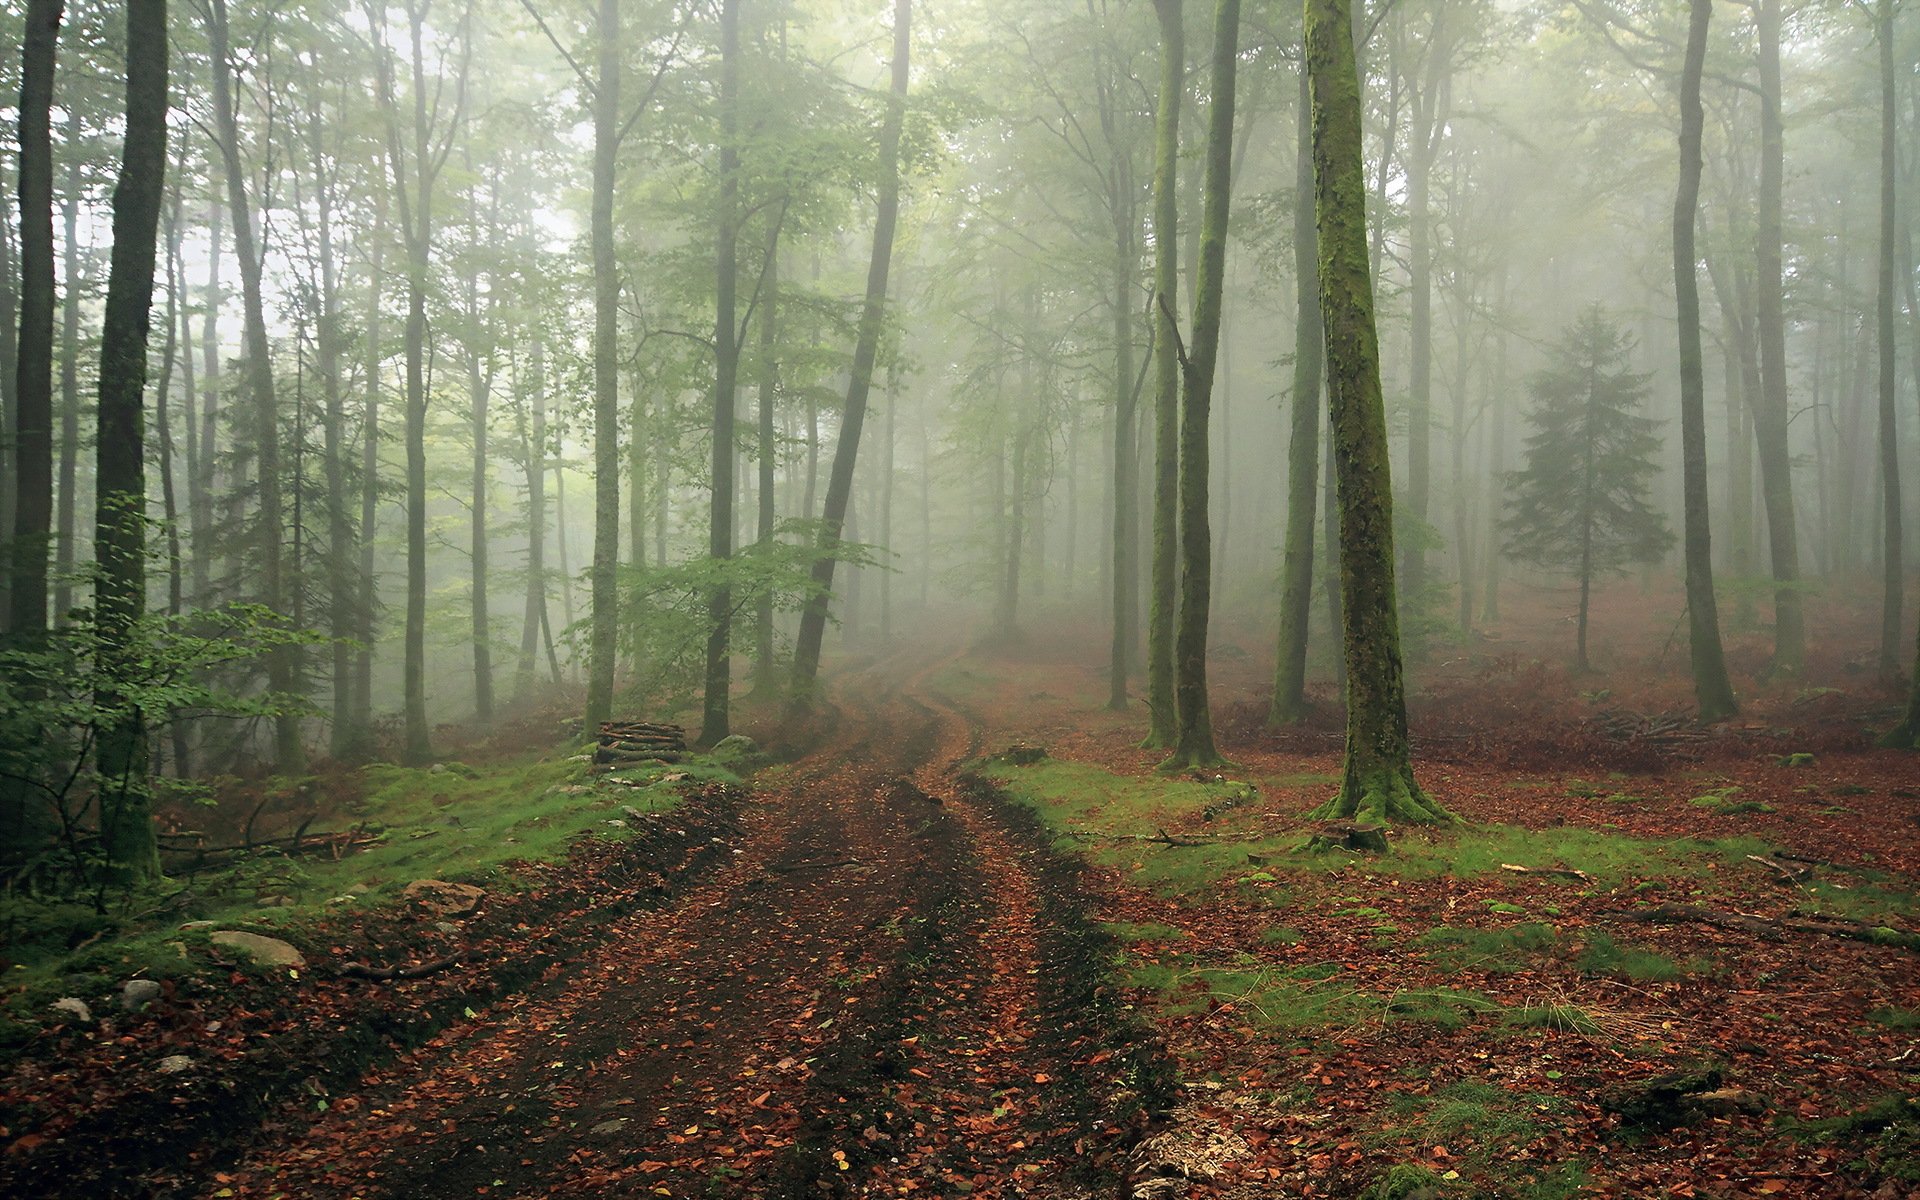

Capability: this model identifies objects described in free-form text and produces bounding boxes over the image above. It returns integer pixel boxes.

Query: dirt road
[222,654,1151,1199]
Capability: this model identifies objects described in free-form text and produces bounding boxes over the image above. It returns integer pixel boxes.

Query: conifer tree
[1503,306,1672,672]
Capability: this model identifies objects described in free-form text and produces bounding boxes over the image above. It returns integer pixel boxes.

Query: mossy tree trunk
[94,0,169,881]
[1673,0,1738,721]
[1161,0,1239,772]
[1305,0,1450,824]
[1271,61,1322,728]
[1143,0,1183,742]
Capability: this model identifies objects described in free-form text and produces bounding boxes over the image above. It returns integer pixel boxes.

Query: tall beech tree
[208,0,302,770]
[702,0,742,746]
[9,0,61,642]
[1161,0,1240,772]
[1142,0,1182,741]
[1305,0,1451,824]
[93,0,168,879]
[790,0,910,700]
[1752,0,1804,675]
[367,0,473,764]
[1872,0,1900,676]
[1672,0,1737,720]
[1270,61,1323,728]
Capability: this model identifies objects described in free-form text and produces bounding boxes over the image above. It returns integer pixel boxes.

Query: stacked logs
[595,721,688,767]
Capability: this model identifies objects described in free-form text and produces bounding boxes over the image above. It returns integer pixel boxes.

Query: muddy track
[220,654,1162,1199]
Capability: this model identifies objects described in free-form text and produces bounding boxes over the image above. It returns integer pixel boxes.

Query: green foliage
[1688,786,1775,815]
[1383,987,1503,1029]
[1784,1095,1920,1183]
[0,604,323,896]
[1502,306,1672,582]
[601,519,878,709]
[1503,1004,1601,1035]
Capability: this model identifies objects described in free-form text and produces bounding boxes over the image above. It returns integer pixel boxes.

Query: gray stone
[50,997,92,1023]
[179,920,217,930]
[434,921,460,935]
[155,1054,194,1075]
[589,1118,630,1136]
[429,762,448,774]
[604,819,628,829]
[403,879,485,917]
[210,931,306,969]
[120,978,163,1011]
[621,806,650,822]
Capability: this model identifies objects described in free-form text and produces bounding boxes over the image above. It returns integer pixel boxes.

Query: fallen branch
[767,857,862,874]
[1746,853,1813,885]
[1616,903,1920,950]
[1501,863,1593,882]
[337,953,464,982]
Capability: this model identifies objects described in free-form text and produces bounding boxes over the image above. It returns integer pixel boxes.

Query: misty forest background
[4,0,1920,886]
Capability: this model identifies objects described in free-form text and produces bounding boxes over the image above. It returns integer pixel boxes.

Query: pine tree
[1503,307,1672,672]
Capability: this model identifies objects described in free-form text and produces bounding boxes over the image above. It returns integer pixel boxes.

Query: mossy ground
[0,750,738,1034]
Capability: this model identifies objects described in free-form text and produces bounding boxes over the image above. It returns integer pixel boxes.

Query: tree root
[1616,903,1920,951]
[1307,764,1455,826]
[338,953,464,982]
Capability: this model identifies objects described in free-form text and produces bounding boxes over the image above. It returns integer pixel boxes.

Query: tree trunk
[1753,0,1805,674]
[468,306,493,726]
[158,180,190,776]
[54,138,80,625]
[0,162,17,633]
[93,0,168,880]
[1162,0,1240,771]
[210,0,302,771]
[702,0,741,746]
[1305,0,1449,824]
[1673,0,1737,719]
[586,0,622,729]
[9,0,61,641]
[307,109,358,757]
[1271,61,1322,727]
[790,0,911,700]
[1142,0,1182,730]
[517,337,552,696]
[352,188,385,758]
[1874,0,1901,676]
[192,203,220,605]
[752,226,779,691]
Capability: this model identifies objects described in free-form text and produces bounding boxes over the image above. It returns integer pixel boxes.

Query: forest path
[224,645,1121,1200]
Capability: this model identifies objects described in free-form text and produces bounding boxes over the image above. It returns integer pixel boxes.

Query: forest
[1,0,1918,1196]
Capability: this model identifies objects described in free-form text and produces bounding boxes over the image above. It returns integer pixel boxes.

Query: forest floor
[1,576,1917,1199]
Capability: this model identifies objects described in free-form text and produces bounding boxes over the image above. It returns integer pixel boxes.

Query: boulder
[155,1054,194,1075]
[403,879,485,918]
[50,997,92,1023]
[210,930,306,969]
[120,978,163,1012]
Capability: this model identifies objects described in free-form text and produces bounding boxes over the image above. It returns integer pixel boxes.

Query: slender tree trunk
[0,173,17,633]
[517,337,550,697]
[1141,0,1182,729]
[586,0,622,729]
[790,0,911,700]
[307,110,358,756]
[1674,0,1738,719]
[94,0,168,880]
[469,314,493,726]
[1753,0,1805,673]
[159,178,191,777]
[9,0,61,642]
[352,189,385,756]
[54,141,80,624]
[210,0,302,770]
[1163,0,1240,771]
[191,203,219,604]
[880,366,897,642]
[1874,0,1901,676]
[1305,0,1449,823]
[1576,367,1599,674]
[752,225,780,691]
[702,0,741,745]
[1271,62,1322,727]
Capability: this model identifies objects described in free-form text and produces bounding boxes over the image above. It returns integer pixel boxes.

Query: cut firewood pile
[594,720,688,766]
